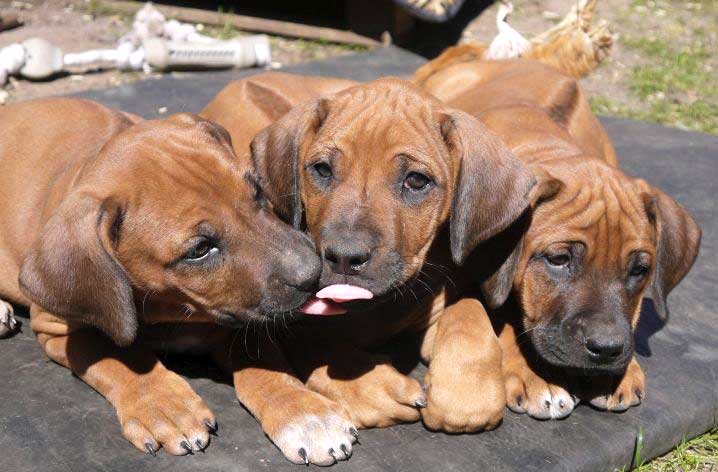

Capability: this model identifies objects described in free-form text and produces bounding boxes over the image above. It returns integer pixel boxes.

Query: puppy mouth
[299,284,374,316]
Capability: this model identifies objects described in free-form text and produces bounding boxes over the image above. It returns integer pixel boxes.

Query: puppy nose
[324,245,371,275]
[584,335,624,362]
[278,240,321,291]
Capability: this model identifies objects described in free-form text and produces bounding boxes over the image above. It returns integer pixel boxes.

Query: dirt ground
[1,0,716,134]
[0,0,359,103]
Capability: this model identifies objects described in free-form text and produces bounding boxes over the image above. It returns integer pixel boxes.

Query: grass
[626,427,718,471]
[589,1,718,134]
[591,36,717,134]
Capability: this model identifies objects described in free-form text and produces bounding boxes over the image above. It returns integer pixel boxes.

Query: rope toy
[0,2,271,86]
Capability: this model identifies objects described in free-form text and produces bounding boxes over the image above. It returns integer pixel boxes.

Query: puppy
[0,98,344,456]
[202,73,535,463]
[417,57,701,419]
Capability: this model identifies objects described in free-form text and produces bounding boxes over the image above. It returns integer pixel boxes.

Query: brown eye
[185,239,217,262]
[404,172,431,191]
[629,264,650,277]
[313,162,333,178]
[545,253,570,267]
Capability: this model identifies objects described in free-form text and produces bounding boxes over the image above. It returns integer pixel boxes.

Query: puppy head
[484,159,701,373]
[251,78,535,303]
[19,114,321,345]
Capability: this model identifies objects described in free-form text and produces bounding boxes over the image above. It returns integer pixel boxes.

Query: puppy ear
[480,170,563,308]
[641,184,701,320]
[250,99,329,228]
[443,110,536,265]
[19,194,136,346]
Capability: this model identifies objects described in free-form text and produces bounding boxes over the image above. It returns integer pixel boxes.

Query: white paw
[0,301,18,338]
[509,384,578,420]
[273,414,357,466]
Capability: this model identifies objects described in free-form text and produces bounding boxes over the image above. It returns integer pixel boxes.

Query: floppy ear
[442,110,536,265]
[19,193,136,346]
[642,185,701,320]
[480,169,564,308]
[250,99,328,229]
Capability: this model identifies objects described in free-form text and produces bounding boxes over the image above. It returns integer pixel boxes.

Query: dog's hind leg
[0,299,18,338]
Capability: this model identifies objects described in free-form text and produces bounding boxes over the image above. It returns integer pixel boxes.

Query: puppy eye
[629,264,650,277]
[185,238,218,262]
[313,162,333,178]
[403,172,432,191]
[545,253,570,268]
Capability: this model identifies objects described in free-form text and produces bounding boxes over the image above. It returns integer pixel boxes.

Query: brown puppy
[203,73,535,452]
[417,57,701,419]
[0,98,339,456]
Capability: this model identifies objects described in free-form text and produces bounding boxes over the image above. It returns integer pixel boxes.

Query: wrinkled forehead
[104,121,254,211]
[531,165,656,262]
[316,80,447,165]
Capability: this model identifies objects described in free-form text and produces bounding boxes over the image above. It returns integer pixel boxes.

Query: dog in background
[416,54,701,419]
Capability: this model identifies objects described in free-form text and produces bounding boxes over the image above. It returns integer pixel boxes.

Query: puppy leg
[584,357,645,412]
[213,333,357,466]
[0,299,18,338]
[284,340,425,429]
[419,298,505,433]
[500,323,578,420]
[31,307,215,456]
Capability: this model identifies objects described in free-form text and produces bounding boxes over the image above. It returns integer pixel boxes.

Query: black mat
[1,47,716,472]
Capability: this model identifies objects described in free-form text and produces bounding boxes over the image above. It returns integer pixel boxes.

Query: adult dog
[0,98,334,456]
[415,55,701,419]
[203,73,535,464]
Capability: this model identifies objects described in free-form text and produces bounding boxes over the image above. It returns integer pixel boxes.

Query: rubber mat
[1,47,715,471]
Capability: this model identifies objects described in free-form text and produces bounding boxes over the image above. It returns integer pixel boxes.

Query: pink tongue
[299,297,347,316]
[315,284,374,303]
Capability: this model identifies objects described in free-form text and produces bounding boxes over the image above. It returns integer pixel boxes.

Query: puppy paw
[309,363,424,429]
[421,359,504,433]
[0,300,19,338]
[109,370,216,456]
[264,390,357,466]
[504,364,577,420]
[587,358,645,412]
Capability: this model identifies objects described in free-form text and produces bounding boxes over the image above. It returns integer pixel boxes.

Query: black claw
[544,399,551,409]
[298,447,309,466]
[181,440,194,454]
[350,427,360,443]
[413,397,427,408]
[635,390,643,403]
[329,448,337,461]
[145,443,156,457]
[571,394,579,404]
[195,439,206,452]
[341,444,350,458]
[205,419,218,434]
[516,395,524,407]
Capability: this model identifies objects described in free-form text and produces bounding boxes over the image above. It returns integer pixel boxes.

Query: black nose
[584,335,624,362]
[324,244,371,275]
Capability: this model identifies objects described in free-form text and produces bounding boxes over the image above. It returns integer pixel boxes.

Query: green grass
[632,427,718,471]
[591,35,718,134]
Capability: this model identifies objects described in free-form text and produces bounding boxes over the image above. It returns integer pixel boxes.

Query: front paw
[109,370,216,456]
[309,363,425,429]
[0,300,19,338]
[504,364,577,420]
[263,390,357,466]
[586,358,645,412]
[421,364,505,433]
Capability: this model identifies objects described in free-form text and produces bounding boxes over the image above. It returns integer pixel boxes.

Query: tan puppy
[417,56,701,419]
[202,73,535,458]
[0,98,350,457]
